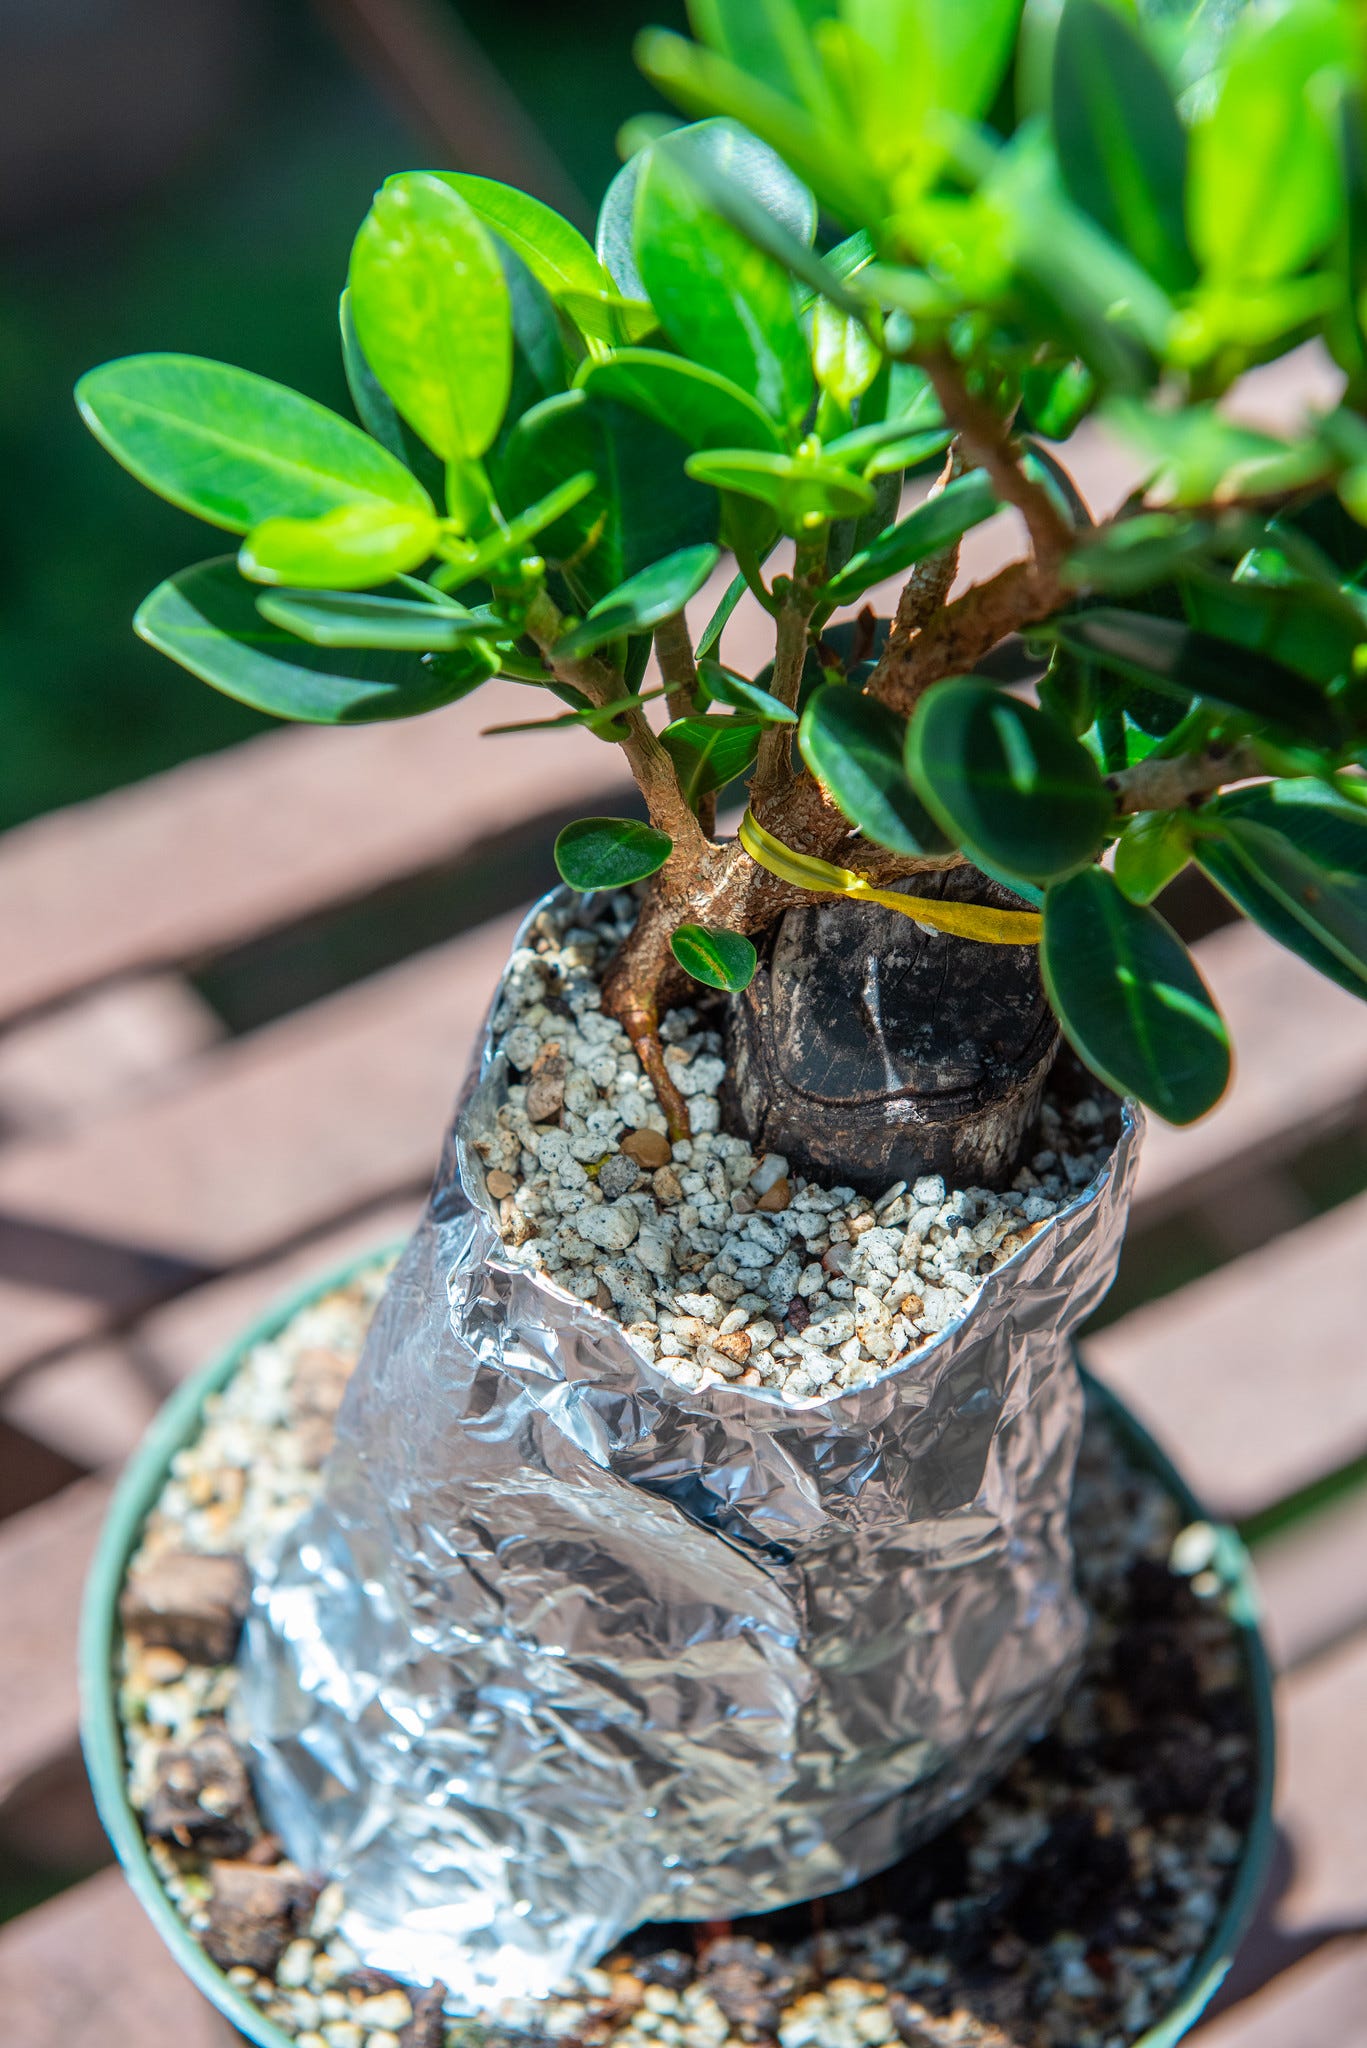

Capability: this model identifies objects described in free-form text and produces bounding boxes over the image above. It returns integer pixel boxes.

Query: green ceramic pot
[80,1250,1276,2048]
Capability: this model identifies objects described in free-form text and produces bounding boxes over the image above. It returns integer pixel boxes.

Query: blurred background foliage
[0,0,684,831]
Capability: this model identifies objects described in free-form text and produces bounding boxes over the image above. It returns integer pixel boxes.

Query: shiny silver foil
[240,892,1142,2014]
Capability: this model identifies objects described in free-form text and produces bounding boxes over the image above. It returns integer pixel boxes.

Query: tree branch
[654,611,700,723]
[1107,742,1265,815]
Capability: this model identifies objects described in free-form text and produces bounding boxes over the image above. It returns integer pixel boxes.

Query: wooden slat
[1086,1191,1367,1521]
[0,1865,236,2047]
[1252,1492,1367,1673]
[0,1476,111,1819]
[0,680,627,1029]
[0,911,521,1387]
[1198,1943,1367,2046]
[1133,921,1367,1227]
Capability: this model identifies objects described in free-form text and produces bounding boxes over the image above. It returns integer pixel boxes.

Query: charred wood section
[726,869,1059,1192]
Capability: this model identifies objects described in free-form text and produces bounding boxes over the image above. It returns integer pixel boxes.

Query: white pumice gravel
[478,894,1119,1402]
[116,1263,1255,2048]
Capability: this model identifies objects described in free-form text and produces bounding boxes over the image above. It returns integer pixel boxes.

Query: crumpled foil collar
[239,890,1142,2013]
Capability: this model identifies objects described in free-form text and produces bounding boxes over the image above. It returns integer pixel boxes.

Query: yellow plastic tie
[739,810,1042,947]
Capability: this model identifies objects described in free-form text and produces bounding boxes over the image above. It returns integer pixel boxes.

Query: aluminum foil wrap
[241,894,1142,2013]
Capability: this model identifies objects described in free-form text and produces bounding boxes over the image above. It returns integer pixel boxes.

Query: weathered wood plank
[0,911,521,1387]
[0,682,627,1029]
[1198,1940,1367,2045]
[1253,1490,1367,1674]
[0,1476,111,1819]
[1086,1191,1367,1521]
[0,1865,236,2047]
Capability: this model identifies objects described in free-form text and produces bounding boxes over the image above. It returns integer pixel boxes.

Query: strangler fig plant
[78,0,1367,1139]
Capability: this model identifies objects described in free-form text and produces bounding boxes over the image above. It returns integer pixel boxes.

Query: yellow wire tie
[738,810,1042,947]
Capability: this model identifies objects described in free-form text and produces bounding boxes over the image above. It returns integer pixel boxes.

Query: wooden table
[2,382,1364,2042]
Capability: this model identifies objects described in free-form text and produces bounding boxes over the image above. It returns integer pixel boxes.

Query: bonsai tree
[78,0,1367,1150]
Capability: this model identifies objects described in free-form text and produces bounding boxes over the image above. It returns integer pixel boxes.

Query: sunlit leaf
[239,503,439,589]
[554,544,721,657]
[255,588,499,652]
[670,922,758,991]
[555,816,674,889]
[822,470,998,604]
[660,713,764,803]
[799,685,947,855]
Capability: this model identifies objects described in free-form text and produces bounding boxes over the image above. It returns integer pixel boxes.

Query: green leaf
[686,0,841,116]
[812,297,882,410]
[75,354,434,534]
[821,470,998,604]
[634,28,885,229]
[799,685,948,855]
[670,922,759,992]
[492,388,719,606]
[1052,0,1194,293]
[686,447,874,527]
[578,349,784,456]
[1194,780,1367,998]
[1182,569,1362,690]
[597,116,817,304]
[430,172,613,311]
[906,679,1113,883]
[696,571,749,660]
[1041,867,1231,1124]
[554,544,721,657]
[697,658,797,723]
[1187,2,1351,287]
[554,816,674,890]
[660,713,764,804]
[836,0,1023,166]
[1019,358,1095,441]
[255,589,499,652]
[1046,607,1342,745]
[1113,811,1193,904]
[1102,399,1329,507]
[136,558,492,723]
[634,134,813,432]
[349,172,511,462]
[238,502,439,589]
[339,290,445,505]
[1066,513,1212,595]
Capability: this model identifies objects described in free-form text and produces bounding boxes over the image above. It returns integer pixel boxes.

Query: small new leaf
[553,544,721,658]
[239,503,439,589]
[660,713,764,805]
[822,470,998,604]
[670,922,758,992]
[554,817,674,890]
[799,685,947,856]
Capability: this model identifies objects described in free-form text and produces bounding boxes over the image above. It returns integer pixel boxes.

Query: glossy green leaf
[1041,866,1231,1123]
[686,447,874,527]
[554,544,721,657]
[1182,570,1362,690]
[822,470,999,604]
[660,713,764,804]
[837,0,1023,163]
[1052,0,1194,292]
[1195,780,1367,998]
[430,172,612,309]
[670,922,759,992]
[634,135,813,432]
[554,816,674,890]
[75,354,433,534]
[1187,2,1351,286]
[579,349,783,456]
[349,173,511,461]
[695,571,749,660]
[338,290,445,504]
[238,503,439,589]
[492,388,719,606]
[598,116,817,303]
[1047,607,1341,745]
[906,679,1113,882]
[634,29,884,229]
[799,685,947,856]
[254,589,499,652]
[136,558,492,723]
[1112,810,1194,904]
[697,658,796,723]
[812,298,881,410]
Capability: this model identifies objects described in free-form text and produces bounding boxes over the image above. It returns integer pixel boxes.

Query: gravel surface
[479,895,1120,1402]
[117,1265,1258,2048]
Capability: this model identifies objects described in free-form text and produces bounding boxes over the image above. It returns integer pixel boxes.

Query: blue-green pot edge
[79,1248,1277,2048]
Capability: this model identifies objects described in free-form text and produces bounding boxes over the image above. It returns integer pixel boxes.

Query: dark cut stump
[727,867,1060,1194]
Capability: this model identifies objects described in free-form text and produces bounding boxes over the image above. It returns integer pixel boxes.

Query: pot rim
[79,1244,1276,2048]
